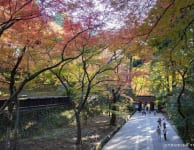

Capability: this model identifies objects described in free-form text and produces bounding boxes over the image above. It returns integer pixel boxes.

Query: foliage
[145,0,194,143]
[149,61,169,99]
[0,0,193,148]
[0,1,110,149]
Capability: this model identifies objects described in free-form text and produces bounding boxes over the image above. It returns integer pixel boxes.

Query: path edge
[90,111,136,150]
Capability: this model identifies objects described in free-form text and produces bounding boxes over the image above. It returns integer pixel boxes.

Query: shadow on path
[102,112,191,150]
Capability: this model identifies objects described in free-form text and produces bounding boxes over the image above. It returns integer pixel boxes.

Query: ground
[18,114,123,150]
[102,112,191,150]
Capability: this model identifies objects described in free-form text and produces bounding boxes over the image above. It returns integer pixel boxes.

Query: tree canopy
[0,0,194,149]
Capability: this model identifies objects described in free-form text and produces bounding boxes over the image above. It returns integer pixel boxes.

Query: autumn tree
[49,28,124,145]
[0,1,101,149]
[144,0,194,143]
[0,0,42,37]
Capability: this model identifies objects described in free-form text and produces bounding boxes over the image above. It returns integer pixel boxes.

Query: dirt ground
[18,115,122,150]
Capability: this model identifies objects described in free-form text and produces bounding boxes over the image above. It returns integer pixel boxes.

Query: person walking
[156,125,161,141]
[154,110,156,115]
[157,118,162,126]
[163,126,167,141]
[163,118,166,129]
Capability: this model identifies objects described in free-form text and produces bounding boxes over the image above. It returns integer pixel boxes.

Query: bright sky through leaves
[45,0,156,31]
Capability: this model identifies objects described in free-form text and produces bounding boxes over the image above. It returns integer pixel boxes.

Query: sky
[41,0,156,31]
[67,0,156,30]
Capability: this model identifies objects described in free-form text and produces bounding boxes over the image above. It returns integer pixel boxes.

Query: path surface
[102,112,191,150]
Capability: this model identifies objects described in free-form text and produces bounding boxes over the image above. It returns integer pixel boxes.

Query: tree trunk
[5,102,14,150]
[171,60,177,91]
[75,111,82,145]
[110,106,116,126]
[108,100,111,117]
[110,89,117,126]
[5,127,11,150]
[166,68,170,94]
[172,69,176,90]
[13,99,20,150]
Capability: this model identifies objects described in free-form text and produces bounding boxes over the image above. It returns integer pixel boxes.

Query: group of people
[156,118,167,141]
[141,106,154,116]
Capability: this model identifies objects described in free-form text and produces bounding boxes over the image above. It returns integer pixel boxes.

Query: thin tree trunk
[13,99,20,150]
[108,100,111,117]
[171,60,177,91]
[5,127,11,150]
[110,107,116,126]
[166,68,170,94]
[172,69,176,90]
[110,89,117,126]
[75,111,82,145]
[5,103,14,150]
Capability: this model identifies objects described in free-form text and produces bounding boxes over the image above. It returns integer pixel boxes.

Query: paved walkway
[102,112,191,150]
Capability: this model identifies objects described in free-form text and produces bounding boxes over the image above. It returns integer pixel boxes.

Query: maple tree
[104,0,194,143]
[49,27,124,145]
[0,0,193,149]
[0,0,41,37]
[0,1,104,149]
[0,0,130,148]
[143,0,194,143]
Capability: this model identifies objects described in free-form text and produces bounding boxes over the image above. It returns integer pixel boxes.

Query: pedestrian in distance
[149,109,151,114]
[144,110,146,116]
[156,125,161,141]
[142,110,146,116]
[157,118,162,126]
[154,110,156,115]
[163,118,166,129]
[163,126,167,141]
